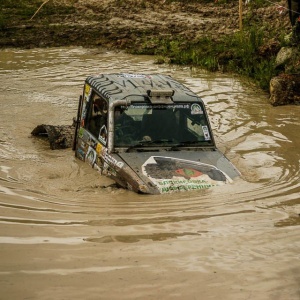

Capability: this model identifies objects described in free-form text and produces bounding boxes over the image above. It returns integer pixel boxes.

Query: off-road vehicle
[71,73,239,194]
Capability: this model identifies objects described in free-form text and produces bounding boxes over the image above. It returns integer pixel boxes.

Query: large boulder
[275,47,294,69]
[269,44,300,106]
[269,74,300,106]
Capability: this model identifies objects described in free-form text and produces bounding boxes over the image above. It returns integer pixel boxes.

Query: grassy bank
[0,0,296,91]
[133,27,284,91]
[130,0,291,91]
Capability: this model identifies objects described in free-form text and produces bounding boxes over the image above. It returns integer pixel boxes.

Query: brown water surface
[0,47,299,300]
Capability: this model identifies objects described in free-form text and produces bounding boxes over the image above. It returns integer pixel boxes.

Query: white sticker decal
[142,156,231,193]
[86,146,96,166]
[202,126,211,140]
[191,103,203,115]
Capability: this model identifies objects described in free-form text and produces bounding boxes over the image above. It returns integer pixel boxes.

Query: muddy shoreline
[0,0,291,51]
[3,0,300,105]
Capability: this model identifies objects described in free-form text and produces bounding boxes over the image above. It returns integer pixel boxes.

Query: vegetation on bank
[132,27,284,91]
[1,0,297,91]
[130,0,292,91]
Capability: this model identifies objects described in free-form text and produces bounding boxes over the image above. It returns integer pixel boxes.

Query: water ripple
[0,48,299,299]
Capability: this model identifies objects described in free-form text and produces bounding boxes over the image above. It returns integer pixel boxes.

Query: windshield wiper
[169,140,210,151]
[126,140,173,152]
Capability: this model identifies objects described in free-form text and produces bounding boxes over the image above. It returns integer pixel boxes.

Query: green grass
[132,21,286,91]
[0,0,291,91]
[164,0,272,5]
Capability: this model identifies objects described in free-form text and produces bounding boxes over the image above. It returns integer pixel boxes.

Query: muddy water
[0,47,299,300]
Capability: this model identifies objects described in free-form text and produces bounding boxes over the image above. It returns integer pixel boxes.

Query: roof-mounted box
[147,89,174,104]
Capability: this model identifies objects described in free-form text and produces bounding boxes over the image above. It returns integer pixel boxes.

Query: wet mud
[0,0,291,50]
[0,47,299,300]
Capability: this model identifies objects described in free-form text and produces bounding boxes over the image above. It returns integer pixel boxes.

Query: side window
[85,92,108,144]
[186,113,211,142]
[187,117,204,138]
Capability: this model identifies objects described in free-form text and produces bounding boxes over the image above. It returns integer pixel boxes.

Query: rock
[269,74,300,106]
[275,47,294,68]
[271,45,300,106]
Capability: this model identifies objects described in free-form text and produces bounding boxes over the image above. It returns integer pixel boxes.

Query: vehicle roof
[85,73,203,104]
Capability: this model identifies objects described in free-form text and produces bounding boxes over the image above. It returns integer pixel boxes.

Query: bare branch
[30,0,51,21]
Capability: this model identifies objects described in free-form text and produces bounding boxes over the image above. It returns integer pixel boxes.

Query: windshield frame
[113,101,216,152]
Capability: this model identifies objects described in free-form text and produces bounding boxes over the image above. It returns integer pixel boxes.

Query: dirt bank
[0,0,291,50]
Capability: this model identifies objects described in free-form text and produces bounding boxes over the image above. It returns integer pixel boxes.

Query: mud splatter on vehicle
[70,73,240,194]
[32,73,239,193]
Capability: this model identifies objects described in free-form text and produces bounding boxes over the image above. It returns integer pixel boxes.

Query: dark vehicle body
[73,73,239,194]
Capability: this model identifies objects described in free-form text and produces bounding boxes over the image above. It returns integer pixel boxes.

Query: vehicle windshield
[114,102,214,149]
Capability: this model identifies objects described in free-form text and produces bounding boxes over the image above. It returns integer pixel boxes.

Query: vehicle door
[75,87,109,173]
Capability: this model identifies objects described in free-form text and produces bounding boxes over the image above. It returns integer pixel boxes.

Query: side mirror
[72,95,83,151]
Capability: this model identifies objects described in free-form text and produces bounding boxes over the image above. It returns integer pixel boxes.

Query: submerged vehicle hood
[117,150,239,194]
